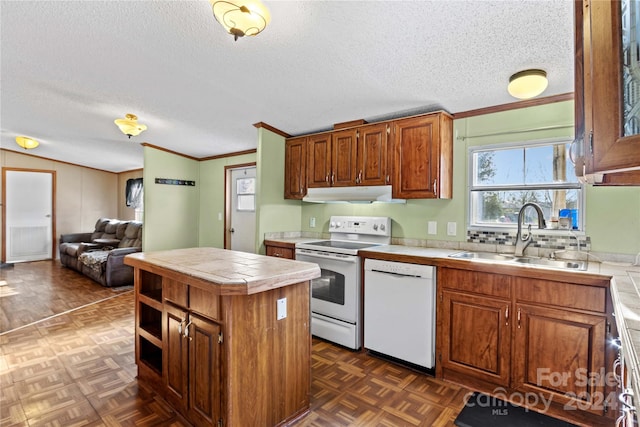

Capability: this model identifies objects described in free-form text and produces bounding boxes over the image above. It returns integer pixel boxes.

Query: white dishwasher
[364,259,436,369]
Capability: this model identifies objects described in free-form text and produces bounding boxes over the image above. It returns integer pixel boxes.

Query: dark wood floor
[0,260,469,426]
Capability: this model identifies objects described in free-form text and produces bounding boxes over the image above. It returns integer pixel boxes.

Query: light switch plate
[310,217,316,228]
[428,221,437,235]
[447,222,457,236]
[277,298,287,320]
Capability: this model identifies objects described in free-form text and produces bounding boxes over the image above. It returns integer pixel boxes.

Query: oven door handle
[296,250,358,263]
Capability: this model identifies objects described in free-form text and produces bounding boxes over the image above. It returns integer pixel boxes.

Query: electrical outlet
[428,221,437,235]
[447,222,457,236]
[277,298,287,320]
[217,212,222,221]
[310,217,316,228]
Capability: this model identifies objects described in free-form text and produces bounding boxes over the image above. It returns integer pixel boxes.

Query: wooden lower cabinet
[440,290,510,387]
[513,303,607,414]
[438,267,616,424]
[164,303,222,427]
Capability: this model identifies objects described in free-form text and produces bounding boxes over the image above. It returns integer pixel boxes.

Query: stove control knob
[336,222,342,228]
[330,221,336,228]
[373,224,378,230]
[380,223,386,231]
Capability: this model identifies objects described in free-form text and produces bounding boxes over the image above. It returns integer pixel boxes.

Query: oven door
[295,249,360,323]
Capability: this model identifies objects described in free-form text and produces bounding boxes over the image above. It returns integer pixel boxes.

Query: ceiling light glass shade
[508,69,548,99]
[15,136,39,149]
[114,114,147,138]
[210,0,270,41]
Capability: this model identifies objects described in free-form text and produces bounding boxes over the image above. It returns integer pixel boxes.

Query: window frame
[467,137,585,232]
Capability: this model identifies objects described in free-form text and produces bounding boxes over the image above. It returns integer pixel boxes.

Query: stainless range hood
[302,185,406,203]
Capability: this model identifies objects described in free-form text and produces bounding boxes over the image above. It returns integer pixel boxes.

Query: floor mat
[454,392,578,427]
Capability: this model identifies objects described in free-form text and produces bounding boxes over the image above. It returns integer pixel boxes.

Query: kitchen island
[124,247,320,427]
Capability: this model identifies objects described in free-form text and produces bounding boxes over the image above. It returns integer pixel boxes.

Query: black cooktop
[303,240,380,250]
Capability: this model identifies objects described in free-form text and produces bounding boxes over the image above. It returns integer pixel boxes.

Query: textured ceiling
[0,1,575,173]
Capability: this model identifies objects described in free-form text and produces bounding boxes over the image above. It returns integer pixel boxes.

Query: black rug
[454,392,578,427]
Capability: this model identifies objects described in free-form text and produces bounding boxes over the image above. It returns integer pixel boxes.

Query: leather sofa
[59,218,142,287]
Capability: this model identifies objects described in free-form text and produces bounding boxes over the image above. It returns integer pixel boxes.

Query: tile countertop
[124,247,320,295]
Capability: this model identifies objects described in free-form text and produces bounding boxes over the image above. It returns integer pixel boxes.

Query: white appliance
[364,259,436,369]
[295,216,391,350]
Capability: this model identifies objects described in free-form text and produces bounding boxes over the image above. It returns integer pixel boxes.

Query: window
[469,139,583,230]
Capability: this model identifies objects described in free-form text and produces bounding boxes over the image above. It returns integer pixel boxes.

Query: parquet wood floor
[0,261,469,426]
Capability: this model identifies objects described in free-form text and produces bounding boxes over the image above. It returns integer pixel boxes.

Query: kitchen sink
[449,251,587,271]
[449,252,515,261]
[512,257,587,270]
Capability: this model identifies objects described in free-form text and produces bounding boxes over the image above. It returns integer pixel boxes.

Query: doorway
[2,168,56,263]
[224,163,256,253]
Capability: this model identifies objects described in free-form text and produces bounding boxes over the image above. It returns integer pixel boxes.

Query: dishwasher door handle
[368,269,423,278]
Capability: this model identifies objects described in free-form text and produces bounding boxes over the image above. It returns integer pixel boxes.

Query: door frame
[1,167,57,263]
[224,162,256,250]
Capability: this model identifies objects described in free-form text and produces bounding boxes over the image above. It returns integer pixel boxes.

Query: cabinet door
[164,303,189,414]
[513,303,608,415]
[392,113,452,199]
[332,129,358,187]
[440,290,511,387]
[284,137,306,199]
[576,0,640,181]
[357,123,388,186]
[188,313,222,427]
[307,134,332,188]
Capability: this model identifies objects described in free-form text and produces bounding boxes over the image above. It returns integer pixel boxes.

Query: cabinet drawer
[266,245,294,260]
[164,278,188,307]
[189,286,219,320]
[439,267,511,298]
[514,278,606,314]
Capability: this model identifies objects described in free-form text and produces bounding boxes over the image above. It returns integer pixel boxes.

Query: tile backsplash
[467,230,591,251]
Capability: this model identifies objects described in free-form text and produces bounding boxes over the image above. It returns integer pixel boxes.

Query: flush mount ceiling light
[15,136,39,150]
[114,113,147,139]
[508,69,548,100]
[210,0,270,41]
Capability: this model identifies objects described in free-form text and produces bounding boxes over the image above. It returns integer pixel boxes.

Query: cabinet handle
[613,357,622,384]
[183,319,193,340]
[505,306,509,326]
[357,170,362,184]
[386,175,390,184]
[619,390,636,411]
[178,318,186,335]
[331,173,335,185]
[433,179,437,195]
[325,173,329,184]
[517,308,521,329]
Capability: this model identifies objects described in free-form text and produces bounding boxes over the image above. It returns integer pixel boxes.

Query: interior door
[3,169,55,263]
[226,165,256,253]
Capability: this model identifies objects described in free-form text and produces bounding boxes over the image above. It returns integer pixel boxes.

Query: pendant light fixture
[114,113,147,139]
[210,0,270,41]
[15,136,39,150]
[508,69,548,100]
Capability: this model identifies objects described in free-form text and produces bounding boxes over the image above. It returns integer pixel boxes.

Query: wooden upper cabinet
[307,133,332,188]
[391,112,453,199]
[332,128,358,187]
[284,111,452,198]
[357,123,389,186]
[284,137,307,199]
[575,0,640,184]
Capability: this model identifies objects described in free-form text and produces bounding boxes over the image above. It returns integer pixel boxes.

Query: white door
[228,166,256,253]
[4,169,54,263]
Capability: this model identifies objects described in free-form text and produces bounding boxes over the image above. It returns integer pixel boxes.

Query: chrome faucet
[514,202,546,257]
